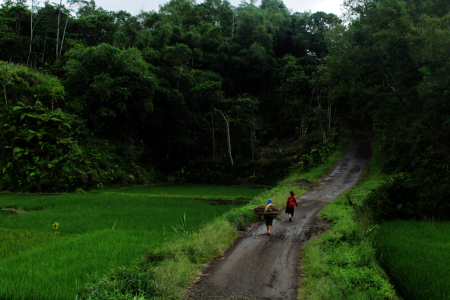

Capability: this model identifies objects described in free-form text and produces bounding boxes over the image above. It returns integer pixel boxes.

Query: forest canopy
[1,0,449,219]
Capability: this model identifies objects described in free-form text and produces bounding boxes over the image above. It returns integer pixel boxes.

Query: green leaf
[13,147,24,153]
[48,163,54,169]
[13,106,23,111]
[6,162,12,168]
[15,153,22,160]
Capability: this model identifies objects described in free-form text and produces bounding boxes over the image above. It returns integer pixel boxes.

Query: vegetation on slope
[300,148,398,300]
[323,0,450,219]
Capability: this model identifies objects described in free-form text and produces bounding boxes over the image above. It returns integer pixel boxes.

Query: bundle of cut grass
[252,205,280,218]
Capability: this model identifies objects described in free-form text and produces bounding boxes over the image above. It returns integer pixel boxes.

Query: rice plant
[0,185,260,300]
[375,220,450,300]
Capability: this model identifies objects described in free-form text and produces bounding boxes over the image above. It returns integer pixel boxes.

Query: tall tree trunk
[177,61,182,91]
[232,14,234,38]
[328,96,332,129]
[59,12,71,60]
[250,115,255,161]
[166,140,170,161]
[56,0,62,61]
[231,14,237,38]
[215,108,233,166]
[211,107,215,160]
[42,30,47,63]
[27,5,33,67]
[3,87,8,106]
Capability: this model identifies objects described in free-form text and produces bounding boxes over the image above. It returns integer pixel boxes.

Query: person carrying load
[264,199,275,235]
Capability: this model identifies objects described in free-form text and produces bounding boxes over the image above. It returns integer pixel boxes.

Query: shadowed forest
[1,0,449,219]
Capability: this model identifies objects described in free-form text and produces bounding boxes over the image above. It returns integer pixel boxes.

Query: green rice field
[100,184,266,199]
[0,185,264,300]
[375,220,450,300]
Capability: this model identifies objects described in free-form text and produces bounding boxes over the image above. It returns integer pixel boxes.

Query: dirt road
[185,118,371,300]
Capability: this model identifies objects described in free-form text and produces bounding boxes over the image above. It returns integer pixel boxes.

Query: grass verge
[299,148,398,299]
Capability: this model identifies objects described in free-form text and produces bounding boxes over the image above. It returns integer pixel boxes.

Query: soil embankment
[186,118,371,300]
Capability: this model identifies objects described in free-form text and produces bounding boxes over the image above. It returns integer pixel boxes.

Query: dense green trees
[64,44,157,138]
[2,0,448,218]
[324,0,450,219]
[1,0,342,191]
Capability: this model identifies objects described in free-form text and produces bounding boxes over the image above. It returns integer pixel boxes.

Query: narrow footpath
[186,118,371,300]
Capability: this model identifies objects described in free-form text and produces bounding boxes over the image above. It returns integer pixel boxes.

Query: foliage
[64,43,158,138]
[0,61,24,106]
[0,0,343,168]
[300,148,398,300]
[167,125,342,186]
[324,0,450,219]
[0,100,158,192]
[0,101,86,191]
[0,61,67,109]
[354,172,420,222]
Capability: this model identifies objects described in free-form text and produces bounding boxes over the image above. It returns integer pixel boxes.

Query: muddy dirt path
[185,118,371,300]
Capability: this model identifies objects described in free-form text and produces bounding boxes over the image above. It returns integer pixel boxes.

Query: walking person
[265,199,274,236]
[285,191,298,222]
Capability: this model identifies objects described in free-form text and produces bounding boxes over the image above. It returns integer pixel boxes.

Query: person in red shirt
[285,191,298,222]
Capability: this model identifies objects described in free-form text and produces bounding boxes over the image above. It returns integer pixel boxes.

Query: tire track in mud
[185,118,371,300]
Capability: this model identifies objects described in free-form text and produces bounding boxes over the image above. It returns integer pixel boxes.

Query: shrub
[0,102,158,192]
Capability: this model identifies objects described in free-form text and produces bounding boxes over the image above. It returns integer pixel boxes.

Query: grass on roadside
[375,220,450,300]
[299,148,399,300]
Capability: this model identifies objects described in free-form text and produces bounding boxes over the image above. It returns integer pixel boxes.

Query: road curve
[185,118,371,300]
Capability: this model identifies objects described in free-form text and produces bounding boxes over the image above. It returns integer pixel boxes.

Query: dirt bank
[185,118,371,300]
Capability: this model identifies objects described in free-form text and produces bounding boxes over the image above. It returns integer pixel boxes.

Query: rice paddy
[0,185,264,300]
[374,220,450,300]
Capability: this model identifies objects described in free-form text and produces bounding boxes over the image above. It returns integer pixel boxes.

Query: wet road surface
[185,118,371,300]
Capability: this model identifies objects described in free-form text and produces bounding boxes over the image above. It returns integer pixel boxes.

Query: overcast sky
[7,0,345,18]
[73,0,344,17]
